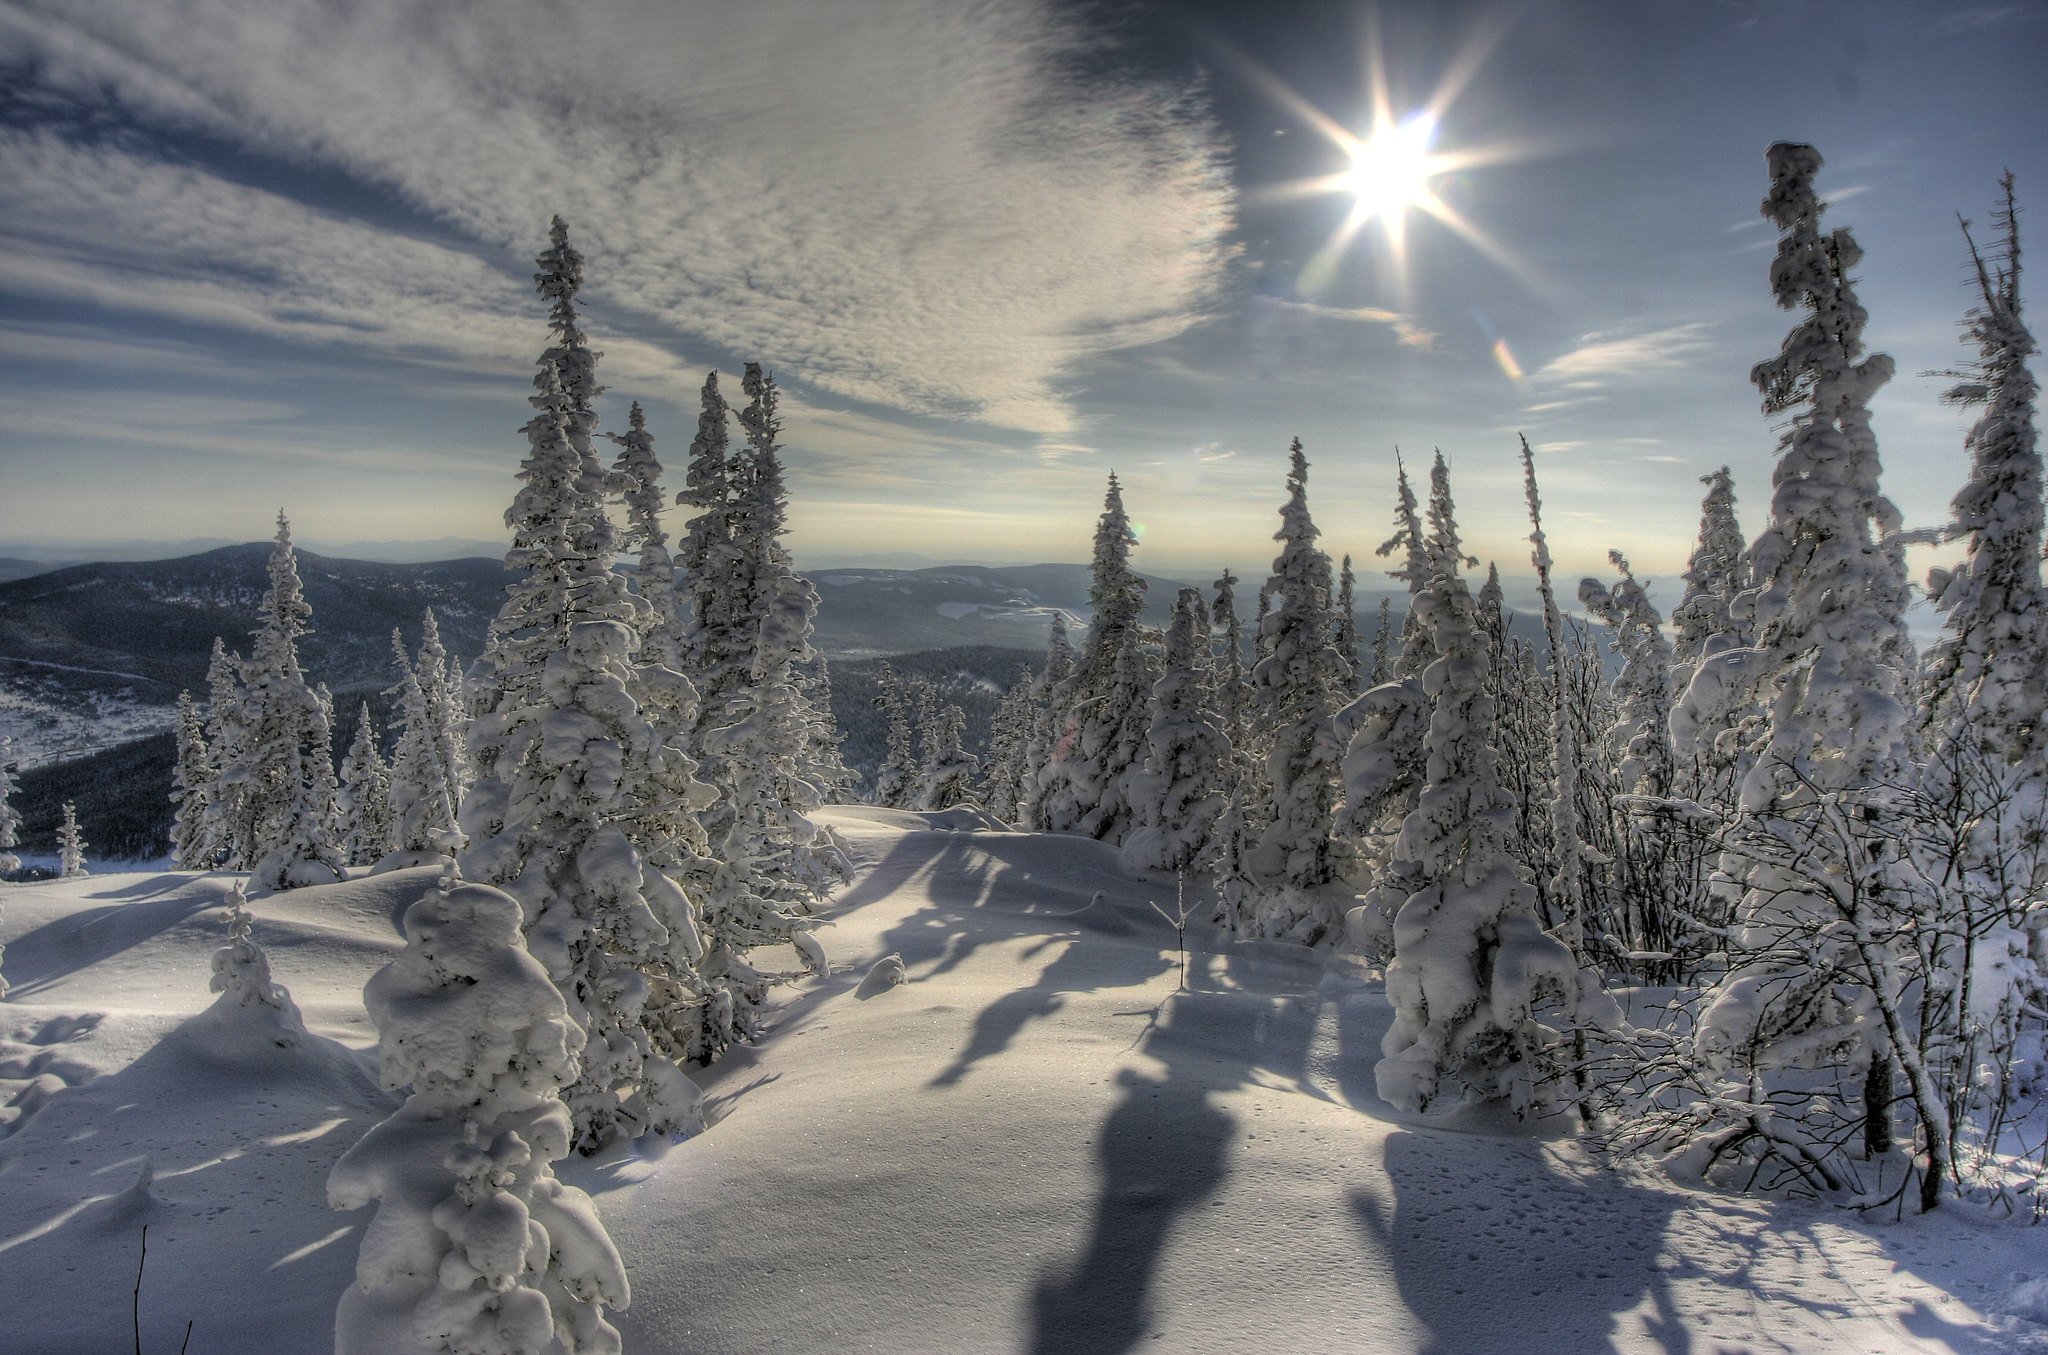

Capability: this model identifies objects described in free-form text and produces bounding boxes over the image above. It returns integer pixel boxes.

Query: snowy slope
[2,820,2044,1353]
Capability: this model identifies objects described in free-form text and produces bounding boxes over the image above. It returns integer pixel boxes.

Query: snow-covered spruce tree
[1036,474,1151,842]
[1339,453,1464,958]
[330,874,630,1355]
[169,692,217,870]
[337,704,396,868]
[979,667,1038,823]
[1520,439,1591,957]
[1688,144,1920,1180]
[0,737,20,876]
[1920,176,2045,776]
[225,512,346,890]
[675,370,737,689]
[198,636,255,868]
[1250,439,1347,939]
[1903,176,2048,1206]
[1378,453,1432,679]
[210,880,307,1036]
[1475,567,1558,933]
[1209,567,1252,758]
[1017,614,1078,830]
[1369,595,1394,687]
[609,401,686,671]
[460,220,693,1151]
[796,657,858,805]
[913,701,980,811]
[1124,587,1234,875]
[1578,553,1687,972]
[1669,467,1750,696]
[381,633,462,872]
[413,609,469,807]
[1373,459,1615,1115]
[56,801,86,878]
[871,662,918,809]
[1333,554,1364,697]
[1668,466,1759,853]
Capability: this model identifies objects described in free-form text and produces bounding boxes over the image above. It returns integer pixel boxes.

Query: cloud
[1256,296,1438,349]
[1531,323,1715,390]
[0,0,1235,436]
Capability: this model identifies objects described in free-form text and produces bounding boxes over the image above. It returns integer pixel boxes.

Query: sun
[1339,113,1441,225]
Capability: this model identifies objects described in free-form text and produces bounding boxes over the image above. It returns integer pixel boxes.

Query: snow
[2,818,2045,1353]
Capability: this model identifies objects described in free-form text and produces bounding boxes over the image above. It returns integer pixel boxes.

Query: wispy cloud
[1531,323,1715,390]
[1256,296,1438,349]
[0,0,1235,436]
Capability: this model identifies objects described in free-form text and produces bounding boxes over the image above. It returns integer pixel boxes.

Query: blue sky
[0,0,2040,597]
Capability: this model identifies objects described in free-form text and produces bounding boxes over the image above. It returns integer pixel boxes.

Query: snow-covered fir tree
[330,874,631,1355]
[381,632,462,872]
[337,703,396,868]
[1369,595,1394,687]
[1371,458,1615,1115]
[169,692,216,870]
[1920,175,2045,776]
[979,666,1039,824]
[210,880,306,1033]
[0,737,20,877]
[797,657,858,804]
[871,662,918,810]
[1521,440,1591,956]
[1690,144,1917,1166]
[1578,553,1687,969]
[1251,439,1347,938]
[675,370,738,690]
[1124,587,1234,875]
[413,609,469,806]
[1377,454,1431,679]
[1017,615,1078,830]
[1035,474,1150,842]
[56,800,86,878]
[1333,553,1363,697]
[224,512,345,890]
[1669,467,1749,695]
[913,701,980,811]
[198,635,254,868]
[460,219,694,1151]
[609,401,686,670]
[1209,567,1252,760]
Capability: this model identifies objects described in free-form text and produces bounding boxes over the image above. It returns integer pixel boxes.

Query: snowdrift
[1,814,2044,1353]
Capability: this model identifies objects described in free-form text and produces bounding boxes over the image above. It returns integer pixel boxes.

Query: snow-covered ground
[2,808,2045,1353]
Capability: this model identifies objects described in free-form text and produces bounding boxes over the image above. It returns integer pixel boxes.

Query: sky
[0,0,2041,597]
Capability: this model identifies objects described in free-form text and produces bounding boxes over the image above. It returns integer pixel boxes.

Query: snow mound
[855,952,906,997]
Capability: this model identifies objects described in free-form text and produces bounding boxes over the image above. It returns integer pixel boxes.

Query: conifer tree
[1251,439,1346,936]
[797,657,858,804]
[1377,454,1431,679]
[169,693,217,870]
[56,801,86,879]
[460,219,693,1151]
[1124,587,1233,875]
[1669,467,1749,693]
[1920,175,2044,770]
[1369,596,1394,687]
[0,736,19,879]
[412,609,468,806]
[1373,460,1613,1115]
[330,874,630,1355]
[1692,144,1916,1158]
[872,662,918,809]
[1333,554,1363,696]
[1036,474,1149,842]
[1018,615,1078,829]
[914,702,980,811]
[381,634,461,871]
[229,512,345,890]
[337,703,396,868]
[980,667,1038,823]
[199,636,255,868]
[1209,567,1251,754]
[1521,441,1589,954]
[676,371,736,685]
[609,401,686,669]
